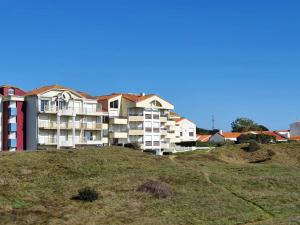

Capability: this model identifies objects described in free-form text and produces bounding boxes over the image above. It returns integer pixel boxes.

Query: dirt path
[201,170,275,225]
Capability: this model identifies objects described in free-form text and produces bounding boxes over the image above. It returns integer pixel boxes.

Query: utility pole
[212,114,215,131]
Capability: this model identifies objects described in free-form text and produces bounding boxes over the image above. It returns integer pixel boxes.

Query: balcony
[128,115,144,122]
[8,123,17,132]
[38,137,57,145]
[109,132,128,139]
[9,108,17,116]
[128,129,144,136]
[39,121,57,129]
[109,117,128,125]
[74,107,104,115]
[8,139,17,148]
[160,116,168,123]
[82,123,108,130]
[166,120,175,126]
[161,129,168,136]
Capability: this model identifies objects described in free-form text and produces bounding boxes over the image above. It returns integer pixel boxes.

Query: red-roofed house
[209,130,241,143]
[197,134,211,142]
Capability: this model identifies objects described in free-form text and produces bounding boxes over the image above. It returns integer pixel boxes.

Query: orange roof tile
[254,131,287,141]
[221,132,242,138]
[197,135,211,142]
[26,85,95,99]
[290,136,300,141]
[97,93,173,104]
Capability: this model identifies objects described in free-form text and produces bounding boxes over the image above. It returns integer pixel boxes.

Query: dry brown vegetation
[0,143,299,225]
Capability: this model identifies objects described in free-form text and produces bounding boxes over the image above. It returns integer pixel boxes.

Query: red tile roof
[221,132,242,138]
[254,131,288,141]
[26,85,95,99]
[290,136,300,141]
[97,93,173,105]
[197,135,211,142]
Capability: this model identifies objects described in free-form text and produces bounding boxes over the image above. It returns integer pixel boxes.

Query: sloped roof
[290,136,300,141]
[221,132,242,139]
[197,135,211,142]
[26,85,95,99]
[97,93,172,105]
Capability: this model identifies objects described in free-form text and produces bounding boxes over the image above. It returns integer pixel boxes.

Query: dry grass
[0,145,299,225]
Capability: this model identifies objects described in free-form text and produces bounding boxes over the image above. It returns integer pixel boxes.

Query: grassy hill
[0,143,299,225]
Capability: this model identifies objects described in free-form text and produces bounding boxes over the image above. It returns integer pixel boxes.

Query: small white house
[174,118,197,143]
[209,130,241,143]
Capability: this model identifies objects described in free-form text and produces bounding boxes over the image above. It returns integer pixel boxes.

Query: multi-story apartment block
[0,85,26,151]
[97,93,176,153]
[25,85,109,150]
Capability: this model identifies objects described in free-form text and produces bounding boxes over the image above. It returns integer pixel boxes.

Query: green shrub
[124,143,141,150]
[196,142,210,147]
[73,187,99,202]
[137,180,173,199]
[244,140,260,152]
[237,134,275,144]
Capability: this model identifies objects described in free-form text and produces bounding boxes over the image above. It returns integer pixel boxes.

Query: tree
[231,118,268,132]
[196,127,219,135]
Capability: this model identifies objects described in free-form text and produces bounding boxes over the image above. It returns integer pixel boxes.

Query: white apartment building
[97,93,176,154]
[25,85,109,150]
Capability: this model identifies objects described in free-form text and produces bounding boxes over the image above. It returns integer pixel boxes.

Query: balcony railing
[40,106,104,115]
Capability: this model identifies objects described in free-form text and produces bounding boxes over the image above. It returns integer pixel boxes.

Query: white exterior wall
[26,96,38,150]
[209,133,225,143]
[0,97,2,151]
[176,119,197,142]
[290,122,300,137]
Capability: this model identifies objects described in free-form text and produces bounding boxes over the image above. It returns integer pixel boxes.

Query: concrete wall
[26,96,38,150]
[210,133,225,143]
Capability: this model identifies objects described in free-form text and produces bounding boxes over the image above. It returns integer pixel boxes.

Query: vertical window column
[8,101,17,151]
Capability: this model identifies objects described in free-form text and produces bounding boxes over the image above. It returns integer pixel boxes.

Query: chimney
[141,92,145,96]
[219,130,223,135]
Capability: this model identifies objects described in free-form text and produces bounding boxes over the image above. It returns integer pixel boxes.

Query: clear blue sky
[1,0,300,130]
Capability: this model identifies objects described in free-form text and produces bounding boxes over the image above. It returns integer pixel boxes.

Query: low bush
[244,140,261,152]
[72,187,99,202]
[136,180,173,199]
[124,143,141,150]
[237,134,275,144]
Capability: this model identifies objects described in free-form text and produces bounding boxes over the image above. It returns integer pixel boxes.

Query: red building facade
[0,86,26,151]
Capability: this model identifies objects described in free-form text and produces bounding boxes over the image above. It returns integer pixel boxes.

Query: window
[153,128,160,133]
[110,100,119,109]
[153,141,160,146]
[150,100,162,107]
[145,114,152,119]
[85,131,93,141]
[8,88,15,96]
[146,141,152,146]
[189,132,194,137]
[56,100,66,110]
[180,132,183,136]
[103,116,109,123]
[40,100,49,111]
[145,127,152,133]
[153,114,159,120]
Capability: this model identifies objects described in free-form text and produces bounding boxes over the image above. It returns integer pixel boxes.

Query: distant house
[275,130,290,139]
[197,134,211,143]
[256,131,288,142]
[209,131,241,143]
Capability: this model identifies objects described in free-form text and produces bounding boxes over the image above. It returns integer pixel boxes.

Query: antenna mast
[212,114,215,130]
